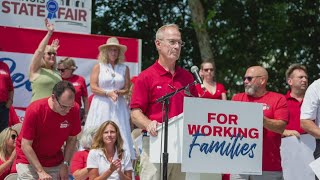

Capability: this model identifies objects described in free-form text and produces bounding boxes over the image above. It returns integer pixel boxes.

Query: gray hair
[155,24,180,40]
[79,127,97,150]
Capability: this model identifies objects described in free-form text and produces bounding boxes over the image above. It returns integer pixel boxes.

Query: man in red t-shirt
[16,81,81,180]
[0,61,14,132]
[283,64,308,137]
[231,66,288,180]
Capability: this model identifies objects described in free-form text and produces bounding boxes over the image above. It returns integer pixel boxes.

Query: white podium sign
[182,97,263,174]
[150,114,184,163]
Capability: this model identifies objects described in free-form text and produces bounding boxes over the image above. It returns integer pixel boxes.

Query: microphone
[190,66,204,88]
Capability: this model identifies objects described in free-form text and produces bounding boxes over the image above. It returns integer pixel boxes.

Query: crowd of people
[0,18,317,180]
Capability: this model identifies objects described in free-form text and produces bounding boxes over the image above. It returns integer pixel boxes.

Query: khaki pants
[17,163,61,180]
[230,171,283,180]
[140,136,186,180]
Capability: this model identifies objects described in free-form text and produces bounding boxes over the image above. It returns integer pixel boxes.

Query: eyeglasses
[159,39,185,47]
[55,96,74,110]
[243,76,262,82]
[47,52,57,56]
[57,68,67,73]
[203,68,214,72]
[11,134,17,140]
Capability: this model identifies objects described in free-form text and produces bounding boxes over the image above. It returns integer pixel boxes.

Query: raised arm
[29,19,55,78]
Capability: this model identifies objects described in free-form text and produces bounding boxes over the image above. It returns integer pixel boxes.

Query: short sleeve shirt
[301,79,320,126]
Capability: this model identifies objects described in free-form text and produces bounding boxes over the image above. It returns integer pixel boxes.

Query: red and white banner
[1,0,92,34]
[0,26,142,116]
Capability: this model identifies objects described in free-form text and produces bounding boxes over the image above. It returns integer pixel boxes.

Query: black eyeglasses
[203,68,214,72]
[57,68,66,73]
[243,76,262,82]
[11,134,17,140]
[55,96,74,110]
[47,52,57,56]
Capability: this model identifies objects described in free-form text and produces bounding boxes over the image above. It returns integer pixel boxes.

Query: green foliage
[92,0,320,98]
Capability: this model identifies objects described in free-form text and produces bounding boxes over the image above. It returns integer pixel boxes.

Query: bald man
[231,66,288,180]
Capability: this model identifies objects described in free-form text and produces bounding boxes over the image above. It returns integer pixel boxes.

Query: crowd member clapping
[197,61,227,100]
[87,121,133,180]
[58,57,89,124]
[29,18,61,102]
[0,127,18,179]
[70,127,96,180]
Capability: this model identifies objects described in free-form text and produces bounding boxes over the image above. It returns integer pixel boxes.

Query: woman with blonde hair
[0,127,18,179]
[87,121,132,180]
[58,57,89,123]
[84,37,135,160]
[29,18,61,102]
[197,61,227,100]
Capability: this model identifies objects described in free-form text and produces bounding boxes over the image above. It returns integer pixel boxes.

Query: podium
[148,97,263,179]
[149,113,221,180]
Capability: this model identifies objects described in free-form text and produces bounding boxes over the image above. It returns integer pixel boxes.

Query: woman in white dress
[84,37,135,159]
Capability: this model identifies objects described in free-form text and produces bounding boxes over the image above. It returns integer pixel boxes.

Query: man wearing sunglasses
[231,66,288,180]
[15,81,81,180]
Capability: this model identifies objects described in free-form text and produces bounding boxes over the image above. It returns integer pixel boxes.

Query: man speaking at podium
[231,66,288,180]
[130,24,197,180]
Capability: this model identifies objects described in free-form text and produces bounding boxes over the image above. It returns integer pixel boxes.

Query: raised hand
[44,18,54,33]
[50,39,60,51]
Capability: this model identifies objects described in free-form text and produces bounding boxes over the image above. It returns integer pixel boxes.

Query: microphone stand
[156,81,197,180]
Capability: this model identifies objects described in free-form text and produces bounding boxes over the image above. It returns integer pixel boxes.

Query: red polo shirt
[285,91,305,134]
[130,61,198,124]
[232,91,288,172]
[0,61,13,102]
[63,75,88,107]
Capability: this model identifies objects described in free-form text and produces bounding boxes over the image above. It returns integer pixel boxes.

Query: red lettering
[28,3,37,16]
[2,1,10,13]
[223,126,232,137]
[217,113,227,124]
[19,3,28,15]
[65,8,74,20]
[229,114,238,125]
[213,126,222,136]
[208,113,216,123]
[78,9,87,21]
[238,128,248,138]
[37,5,45,17]
[58,7,65,19]
[187,124,200,135]
[249,128,259,139]
[11,2,19,14]
[201,125,212,136]
[208,112,239,125]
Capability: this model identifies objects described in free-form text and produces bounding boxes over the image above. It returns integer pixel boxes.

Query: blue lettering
[188,133,257,160]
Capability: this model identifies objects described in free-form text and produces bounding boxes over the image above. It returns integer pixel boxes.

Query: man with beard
[283,64,308,137]
[231,66,288,180]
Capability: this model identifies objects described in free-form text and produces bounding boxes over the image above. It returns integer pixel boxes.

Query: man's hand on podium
[147,120,160,136]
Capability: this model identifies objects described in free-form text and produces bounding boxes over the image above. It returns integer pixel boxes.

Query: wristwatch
[63,161,70,167]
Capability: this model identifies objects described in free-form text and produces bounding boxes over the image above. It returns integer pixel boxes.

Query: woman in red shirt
[0,127,18,179]
[196,61,227,100]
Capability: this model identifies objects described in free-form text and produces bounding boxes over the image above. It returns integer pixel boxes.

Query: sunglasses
[57,68,68,73]
[243,76,262,82]
[203,68,214,72]
[47,52,57,56]
[11,134,17,140]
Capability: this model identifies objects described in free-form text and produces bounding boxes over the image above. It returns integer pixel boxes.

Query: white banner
[0,0,92,34]
[182,97,263,174]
